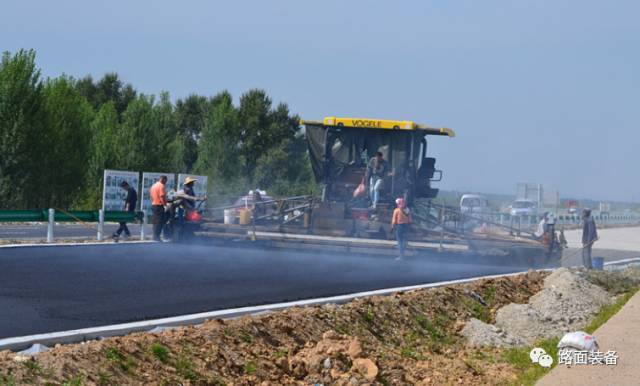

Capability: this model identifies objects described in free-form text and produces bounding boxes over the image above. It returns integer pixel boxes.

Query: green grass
[105,347,125,362]
[483,285,497,305]
[150,343,171,363]
[22,360,43,375]
[175,355,198,381]
[97,371,112,386]
[400,346,421,360]
[274,348,289,358]
[62,375,84,386]
[105,347,135,373]
[240,331,254,344]
[0,374,16,386]
[243,361,258,375]
[502,286,639,385]
[468,301,490,323]
[584,288,639,333]
[502,337,560,386]
[363,306,375,324]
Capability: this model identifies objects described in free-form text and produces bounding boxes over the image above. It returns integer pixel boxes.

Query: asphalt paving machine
[195,117,562,267]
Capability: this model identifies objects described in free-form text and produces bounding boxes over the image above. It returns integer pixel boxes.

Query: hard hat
[184,177,198,185]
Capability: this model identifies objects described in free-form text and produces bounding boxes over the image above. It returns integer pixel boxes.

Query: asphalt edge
[1,257,638,352]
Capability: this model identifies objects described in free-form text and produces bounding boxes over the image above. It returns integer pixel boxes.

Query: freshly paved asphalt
[0,242,529,338]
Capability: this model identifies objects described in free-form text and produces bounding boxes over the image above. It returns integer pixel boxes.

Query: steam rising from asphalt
[0,241,536,337]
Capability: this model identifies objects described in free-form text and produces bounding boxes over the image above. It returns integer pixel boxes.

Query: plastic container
[239,208,252,225]
[593,257,604,270]
[223,209,236,224]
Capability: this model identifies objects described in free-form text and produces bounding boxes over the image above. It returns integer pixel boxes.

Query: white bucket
[223,209,236,224]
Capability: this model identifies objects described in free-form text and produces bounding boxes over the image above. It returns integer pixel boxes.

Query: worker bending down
[391,197,412,260]
[165,176,207,240]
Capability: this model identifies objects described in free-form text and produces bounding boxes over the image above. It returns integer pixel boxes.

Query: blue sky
[2,1,638,201]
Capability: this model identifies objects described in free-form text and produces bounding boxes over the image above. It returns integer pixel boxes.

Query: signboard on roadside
[140,172,176,214]
[102,170,140,211]
[178,173,208,199]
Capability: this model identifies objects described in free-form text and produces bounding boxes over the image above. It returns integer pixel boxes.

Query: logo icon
[530,347,554,367]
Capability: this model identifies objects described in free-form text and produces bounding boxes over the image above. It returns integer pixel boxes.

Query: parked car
[510,199,538,217]
[460,194,490,216]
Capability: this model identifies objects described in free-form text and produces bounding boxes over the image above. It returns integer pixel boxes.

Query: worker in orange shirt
[391,197,412,260]
[150,175,168,241]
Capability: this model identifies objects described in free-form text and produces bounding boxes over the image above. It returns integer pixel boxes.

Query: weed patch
[243,361,258,375]
[150,343,170,364]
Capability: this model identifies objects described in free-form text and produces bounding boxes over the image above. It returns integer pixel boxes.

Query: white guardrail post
[97,209,104,241]
[47,208,54,243]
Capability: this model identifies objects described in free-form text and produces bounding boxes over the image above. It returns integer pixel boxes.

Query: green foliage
[62,374,84,386]
[195,91,241,181]
[1,49,317,210]
[175,354,198,381]
[363,306,375,324]
[0,49,44,209]
[0,374,16,386]
[243,361,258,375]
[501,337,559,386]
[240,331,254,343]
[584,287,638,334]
[151,343,171,363]
[31,76,93,208]
[22,359,43,374]
[105,347,135,373]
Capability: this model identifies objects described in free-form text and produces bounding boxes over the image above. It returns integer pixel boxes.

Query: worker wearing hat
[178,177,206,209]
[391,197,412,260]
[164,176,207,240]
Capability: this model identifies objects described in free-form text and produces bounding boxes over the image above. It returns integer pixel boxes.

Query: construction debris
[462,268,615,347]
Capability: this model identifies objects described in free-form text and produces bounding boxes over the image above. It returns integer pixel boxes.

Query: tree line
[0,49,316,210]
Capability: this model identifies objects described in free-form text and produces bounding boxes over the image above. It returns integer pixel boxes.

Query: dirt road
[537,291,640,386]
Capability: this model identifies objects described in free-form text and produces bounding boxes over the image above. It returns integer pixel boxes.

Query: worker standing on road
[391,197,412,260]
[365,151,393,210]
[581,208,598,269]
[150,175,168,242]
[112,180,137,240]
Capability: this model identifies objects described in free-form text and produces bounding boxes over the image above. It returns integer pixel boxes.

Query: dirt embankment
[462,268,615,347]
[0,271,546,385]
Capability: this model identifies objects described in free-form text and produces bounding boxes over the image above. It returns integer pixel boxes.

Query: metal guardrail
[0,209,144,243]
[0,210,138,223]
[416,202,640,237]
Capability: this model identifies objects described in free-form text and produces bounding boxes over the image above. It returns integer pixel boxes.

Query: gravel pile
[463,268,614,347]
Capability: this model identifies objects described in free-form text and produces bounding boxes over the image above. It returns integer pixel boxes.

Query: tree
[175,94,209,172]
[119,94,161,171]
[0,49,44,208]
[237,89,272,176]
[254,135,314,196]
[80,101,122,208]
[196,91,241,182]
[31,76,94,208]
[76,73,136,116]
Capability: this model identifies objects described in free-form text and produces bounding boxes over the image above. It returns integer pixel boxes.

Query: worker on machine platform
[365,151,394,210]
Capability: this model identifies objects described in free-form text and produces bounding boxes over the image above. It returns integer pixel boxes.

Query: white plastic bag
[557,331,599,352]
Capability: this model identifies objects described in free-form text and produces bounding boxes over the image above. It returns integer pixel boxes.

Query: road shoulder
[537,291,640,386]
